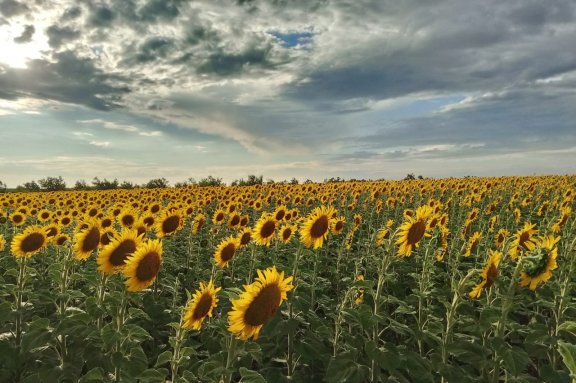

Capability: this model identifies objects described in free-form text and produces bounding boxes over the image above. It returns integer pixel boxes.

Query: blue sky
[1,0,576,187]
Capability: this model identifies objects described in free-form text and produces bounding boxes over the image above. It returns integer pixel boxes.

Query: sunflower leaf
[239,367,266,383]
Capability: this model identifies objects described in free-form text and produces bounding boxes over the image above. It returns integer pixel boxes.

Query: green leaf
[155,351,172,367]
[501,346,529,377]
[325,356,370,383]
[0,302,13,325]
[364,341,400,372]
[558,341,576,379]
[137,368,169,383]
[558,322,576,336]
[239,367,267,383]
[78,367,104,382]
[125,324,152,342]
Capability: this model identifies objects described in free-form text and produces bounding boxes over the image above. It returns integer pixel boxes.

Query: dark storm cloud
[0,0,28,18]
[46,25,81,48]
[0,51,130,110]
[196,46,275,76]
[125,37,176,65]
[88,5,115,27]
[13,24,34,43]
[61,6,82,21]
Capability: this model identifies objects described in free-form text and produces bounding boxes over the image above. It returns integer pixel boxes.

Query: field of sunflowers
[1,175,575,383]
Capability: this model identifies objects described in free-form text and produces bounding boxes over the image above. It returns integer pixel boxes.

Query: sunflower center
[57,236,68,246]
[143,217,154,227]
[162,216,180,234]
[518,232,531,249]
[46,227,58,237]
[282,229,292,241]
[407,220,426,244]
[82,227,101,252]
[244,284,282,326]
[109,239,137,266]
[20,232,45,253]
[275,210,285,221]
[335,221,344,232]
[469,239,479,254]
[41,212,50,219]
[151,205,160,213]
[102,218,112,228]
[240,232,251,246]
[216,213,224,222]
[310,216,329,239]
[135,252,161,281]
[122,215,135,227]
[13,215,23,223]
[100,232,112,246]
[260,221,276,238]
[192,293,213,319]
[220,243,236,262]
[230,215,240,226]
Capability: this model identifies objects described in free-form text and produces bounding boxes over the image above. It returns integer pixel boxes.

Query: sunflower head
[299,205,336,249]
[228,266,294,340]
[11,225,48,257]
[183,280,221,330]
[73,219,101,261]
[97,229,143,274]
[214,236,240,268]
[253,213,277,247]
[520,235,559,291]
[155,210,184,238]
[123,239,163,292]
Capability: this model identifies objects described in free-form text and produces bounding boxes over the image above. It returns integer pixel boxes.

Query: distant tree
[403,173,416,181]
[174,177,198,188]
[74,180,90,190]
[304,179,314,184]
[324,177,345,183]
[39,176,66,191]
[0,180,6,193]
[21,180,41,192]
[92,177,119,190]
[120,181,137,189]
[145,178,169,189]
[417,175,424,180]
[266,178,275,185]
[197,176,223,187]
[289,177,299,185]
[232,174,263,186]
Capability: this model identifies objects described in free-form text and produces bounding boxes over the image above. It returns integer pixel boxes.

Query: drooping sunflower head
[123,239,163,292]
[253,213,277,247]
[299,205,337,249]
[509,222,538,261]
[464,232,482,257]
[97,229,143,274]
[73,219,101,261]
[43,223,60,242]
[214,236,240,268]
[520,235,560,291]
[228,266,294,340]
[183,280,221,330]
[10,225,48,257]
[55,234,70,247]
[155,210,184,238]
[375,227,390,246]
[227,212,241,228]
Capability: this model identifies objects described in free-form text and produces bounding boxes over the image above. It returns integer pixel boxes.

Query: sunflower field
[1,175,575,383]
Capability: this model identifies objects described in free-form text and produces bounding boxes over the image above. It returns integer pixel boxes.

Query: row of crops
[0,175,575,382]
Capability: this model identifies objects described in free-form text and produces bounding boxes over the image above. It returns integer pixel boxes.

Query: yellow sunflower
[73,220,101,261]
[97,229,143,274]
[37,209,52,222]
[551,207,571,233]
[469,250,502,298]
[212,209,226,225]
[192,213,206,235]
[509,222,537,261]
[227,212,241,229]
[237,228,252,247]
[214,236,240,268]
[228,266,294,340]
[123,239,163,292]
[55,234,70,247]
[299,205,337,249]
[395,205,434,257]
[118,209,138,228]
[10,212,26,226]
[520,235,560,291]
[278,224,297,244]
[0,234,5,251]
[253,213,277,247]
[463,232,482,257]
[155,210,184,238]
[354,275,365,305]
[331,216,346,235]
[375,227,390,246]
[10,225,48,257]
[182,280,221,330]
[494,229,509,248]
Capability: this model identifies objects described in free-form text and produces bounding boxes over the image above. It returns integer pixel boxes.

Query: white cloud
[89,140,110,147]
[78,118,139,133]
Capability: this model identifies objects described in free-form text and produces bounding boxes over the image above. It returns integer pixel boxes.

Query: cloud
[89,140,110,148]
[0,0,28,18]
[13,25,34,43]
[46,25,81,48]
[79,118,138,132]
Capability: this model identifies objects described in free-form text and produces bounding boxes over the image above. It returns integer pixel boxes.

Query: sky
[1,0,576,187]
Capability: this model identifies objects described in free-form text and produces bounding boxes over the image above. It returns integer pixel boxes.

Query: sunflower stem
[96,271,108,330]
[287,244,303,379]
[310,250,320,311]
[14,255,28,348]
[490,256,523,383]
[222,335,237,383]
[114,288,130,382]
[170,314,186,383]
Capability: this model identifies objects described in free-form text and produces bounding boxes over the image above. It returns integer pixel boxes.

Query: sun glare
[0,25,47,69]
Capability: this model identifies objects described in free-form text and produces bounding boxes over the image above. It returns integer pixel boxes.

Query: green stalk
[14,256,28,347]
[287,244,303,379]
[222,335,237,383]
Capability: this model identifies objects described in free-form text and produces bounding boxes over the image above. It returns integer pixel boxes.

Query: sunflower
[509,222,537,261]
[10,225,48,257]
[435,226,450,261]
[237,228,252,247]
[494,229,509,248]
[97,229,143,274]
[228,212,241,229]
[552,207,571,233]
[56,234,70,247]
[331,216,346,235]
[278,224,297,244]
[182,280,221,330]
[273,205,288,221]
[469,250,502,298]
[463,232,482,257]
[155,210,184,238]
[354,275,365,305]
[300,205,337,249]
[0,234,5,251]
[73,220,101,261]
[253,213,277,246]
[118,209,138,228]
[44,223,60,242]
[37,209,52,222]
[228,266,294,340]
[353,213,363,230]
[10,212,26,226]
[100,228,115,247]
[123,239,163,291]
[395,205,434,257]
[212,209,226,225]
[214,236,240,268]
[520,235,560,291]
